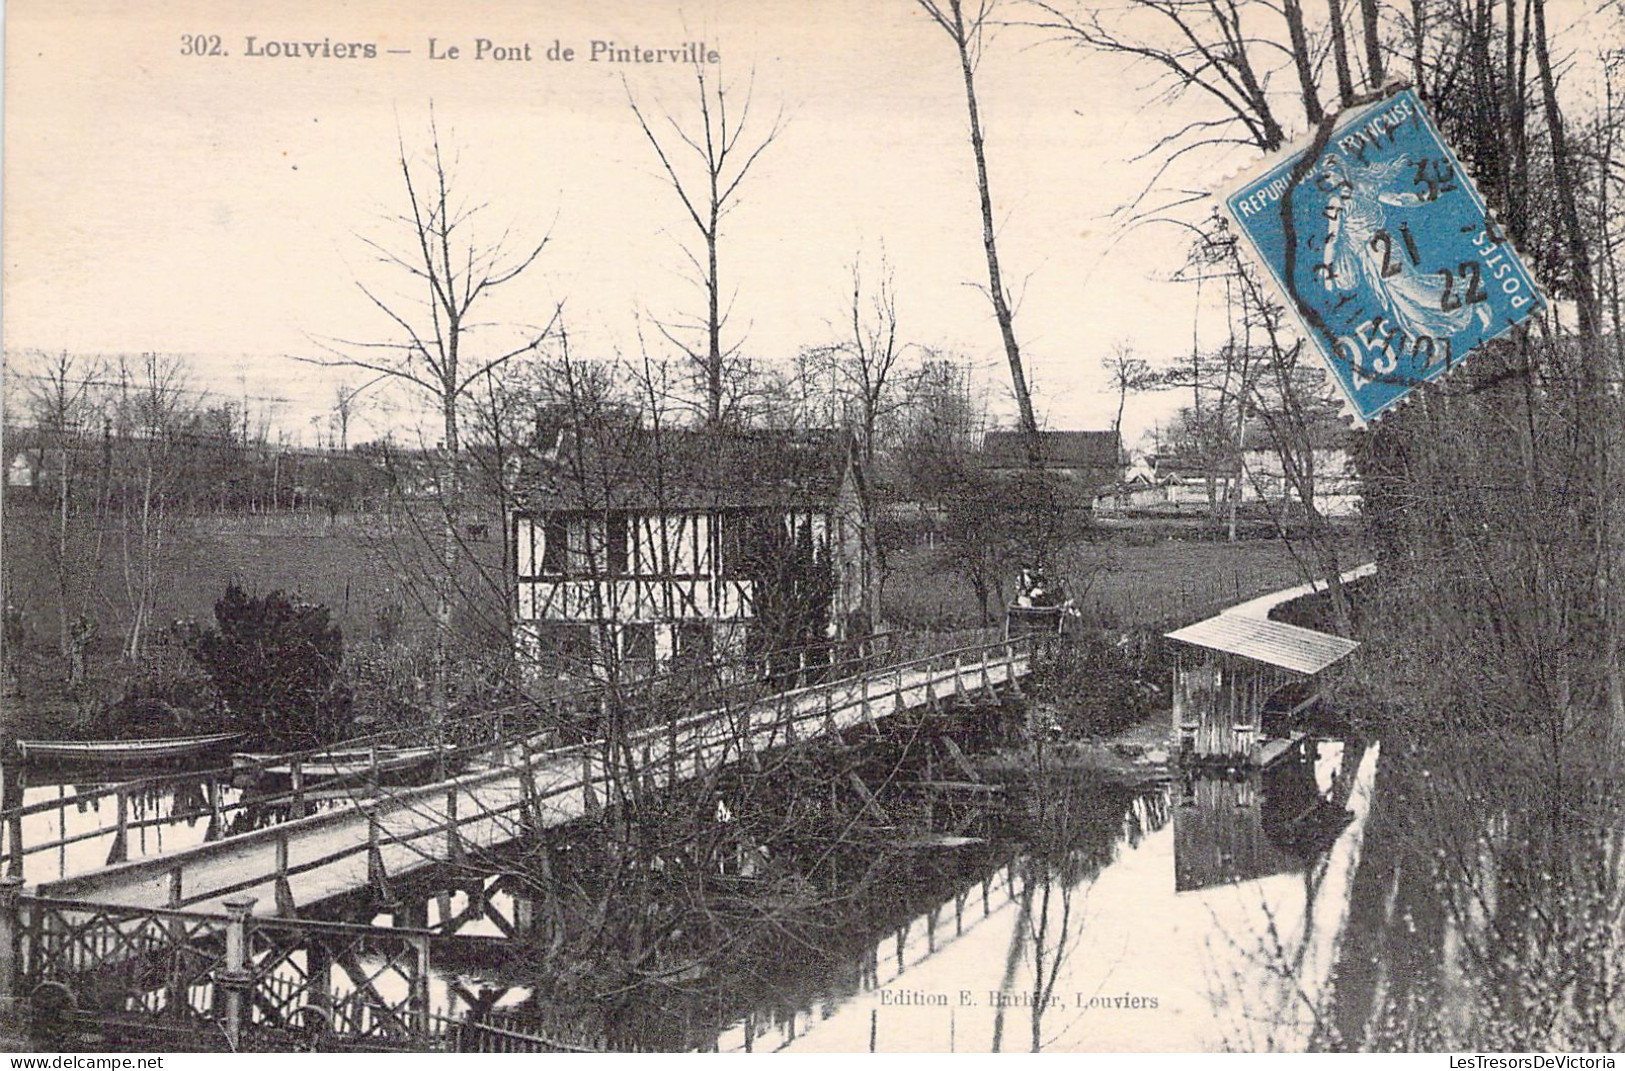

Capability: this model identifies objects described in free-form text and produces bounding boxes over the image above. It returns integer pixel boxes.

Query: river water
[37,732,1606,1053]
[2,739,1379,1051]
[696,738,1377,1053]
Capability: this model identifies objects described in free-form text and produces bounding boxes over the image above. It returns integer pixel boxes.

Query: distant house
[508,427,870,681]
[1131,417,1360,518]
[980,430,1122,507]
[1149,455,1233,510]
[1239,420,1361,518]
[1095,470,1163,513]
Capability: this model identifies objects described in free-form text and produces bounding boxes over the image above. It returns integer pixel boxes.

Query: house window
[607,511,629,575]
[715,511,747,579]
[541,516,567,575]
[621,622,656,663]
[676,621,713,664]
[570,517,605,576]
[540,622,595,676]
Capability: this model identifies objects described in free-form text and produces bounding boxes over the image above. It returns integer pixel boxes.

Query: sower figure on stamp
[1317,152,1492,372]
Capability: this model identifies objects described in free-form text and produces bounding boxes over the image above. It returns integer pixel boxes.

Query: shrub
[182,585,353,748]
[1029,632,1152,738]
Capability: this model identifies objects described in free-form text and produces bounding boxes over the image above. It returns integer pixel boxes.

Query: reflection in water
[703,739,1380,1052]
[23,732,1610,1051]
[1175,741,1358,892]
[0,762,359,884]
[1314,740,1625,1051]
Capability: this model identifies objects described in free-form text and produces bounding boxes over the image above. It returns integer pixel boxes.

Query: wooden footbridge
[0,635,1036,1051]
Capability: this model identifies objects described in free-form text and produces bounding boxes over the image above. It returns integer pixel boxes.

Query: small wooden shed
[1164,613,1359,766]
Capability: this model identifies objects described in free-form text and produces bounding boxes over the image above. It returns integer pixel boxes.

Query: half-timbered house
[509,426,870,680]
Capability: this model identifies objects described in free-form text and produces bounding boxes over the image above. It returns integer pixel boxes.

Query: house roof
[1152,455,1228,480]
[1241,410,1354,452]
[1164,614,1359,675]
[514,427,854,513]
[982,430,1120,472]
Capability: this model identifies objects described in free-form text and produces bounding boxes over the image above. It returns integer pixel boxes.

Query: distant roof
[1242,411,1354,452]
[514,427,853,513]
[1152,455,1228,480]
[982,430,1120,470]
[1164,614,1359,674]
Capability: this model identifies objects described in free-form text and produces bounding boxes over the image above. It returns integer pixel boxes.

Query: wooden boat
[232,744,453,779]
[18,731,245,765]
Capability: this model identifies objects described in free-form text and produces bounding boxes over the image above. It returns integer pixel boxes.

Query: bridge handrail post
[410,933,431,1040]
[107,789,129,866]
[290,760,306,820]
[0,874,23,1032]
[216,895,257,1051]
[445,786,462,862]
[367,810,388,896]
[519,737,535,831]
[7,804,23,882]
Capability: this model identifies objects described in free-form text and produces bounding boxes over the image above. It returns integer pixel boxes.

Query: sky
[2,0,1616,448]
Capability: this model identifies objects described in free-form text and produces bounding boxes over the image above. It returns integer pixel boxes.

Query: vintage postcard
[2,0,1623,1057]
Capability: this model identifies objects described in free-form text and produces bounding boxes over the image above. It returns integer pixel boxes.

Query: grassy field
[3,500,506,645]
[3,495,1361,735]
[883,535,1360,631]
[5,501,1353,655]
[2,500,508,731]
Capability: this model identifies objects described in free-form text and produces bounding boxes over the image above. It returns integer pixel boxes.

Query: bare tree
[312,111,560,724]
[916,0,1040,444]
[330,382,367,452]
[23,351,101,678]
[111,353,193,663]
[808,255,913,630]
[1100,341,1156,443]
[628,67,783,427]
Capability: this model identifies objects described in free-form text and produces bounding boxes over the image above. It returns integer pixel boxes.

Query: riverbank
[977,710,1173,788]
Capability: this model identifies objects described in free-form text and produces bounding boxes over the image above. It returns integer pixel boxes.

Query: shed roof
[1164,614,1359,675]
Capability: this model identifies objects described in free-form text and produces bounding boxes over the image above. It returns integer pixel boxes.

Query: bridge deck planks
[38,651,1029,916]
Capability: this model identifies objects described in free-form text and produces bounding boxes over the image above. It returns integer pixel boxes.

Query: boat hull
[18,732,245,765]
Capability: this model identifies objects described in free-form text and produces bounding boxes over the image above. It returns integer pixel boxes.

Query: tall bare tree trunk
[920,0,1039,442]
[628,69,781,427]
[1282,0,1325,124]
[438,393,459,729]
[1327,0,1356,106]
[1529,0,1621,752]
[707,196,723,425]
[1360,0,1385,87]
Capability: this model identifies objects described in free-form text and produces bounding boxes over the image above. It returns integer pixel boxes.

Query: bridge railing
[3,886,505,1051]
[0,632,997,884]
[36,635,1037,913]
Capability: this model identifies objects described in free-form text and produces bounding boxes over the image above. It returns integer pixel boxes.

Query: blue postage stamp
[1223,88,1544,424]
